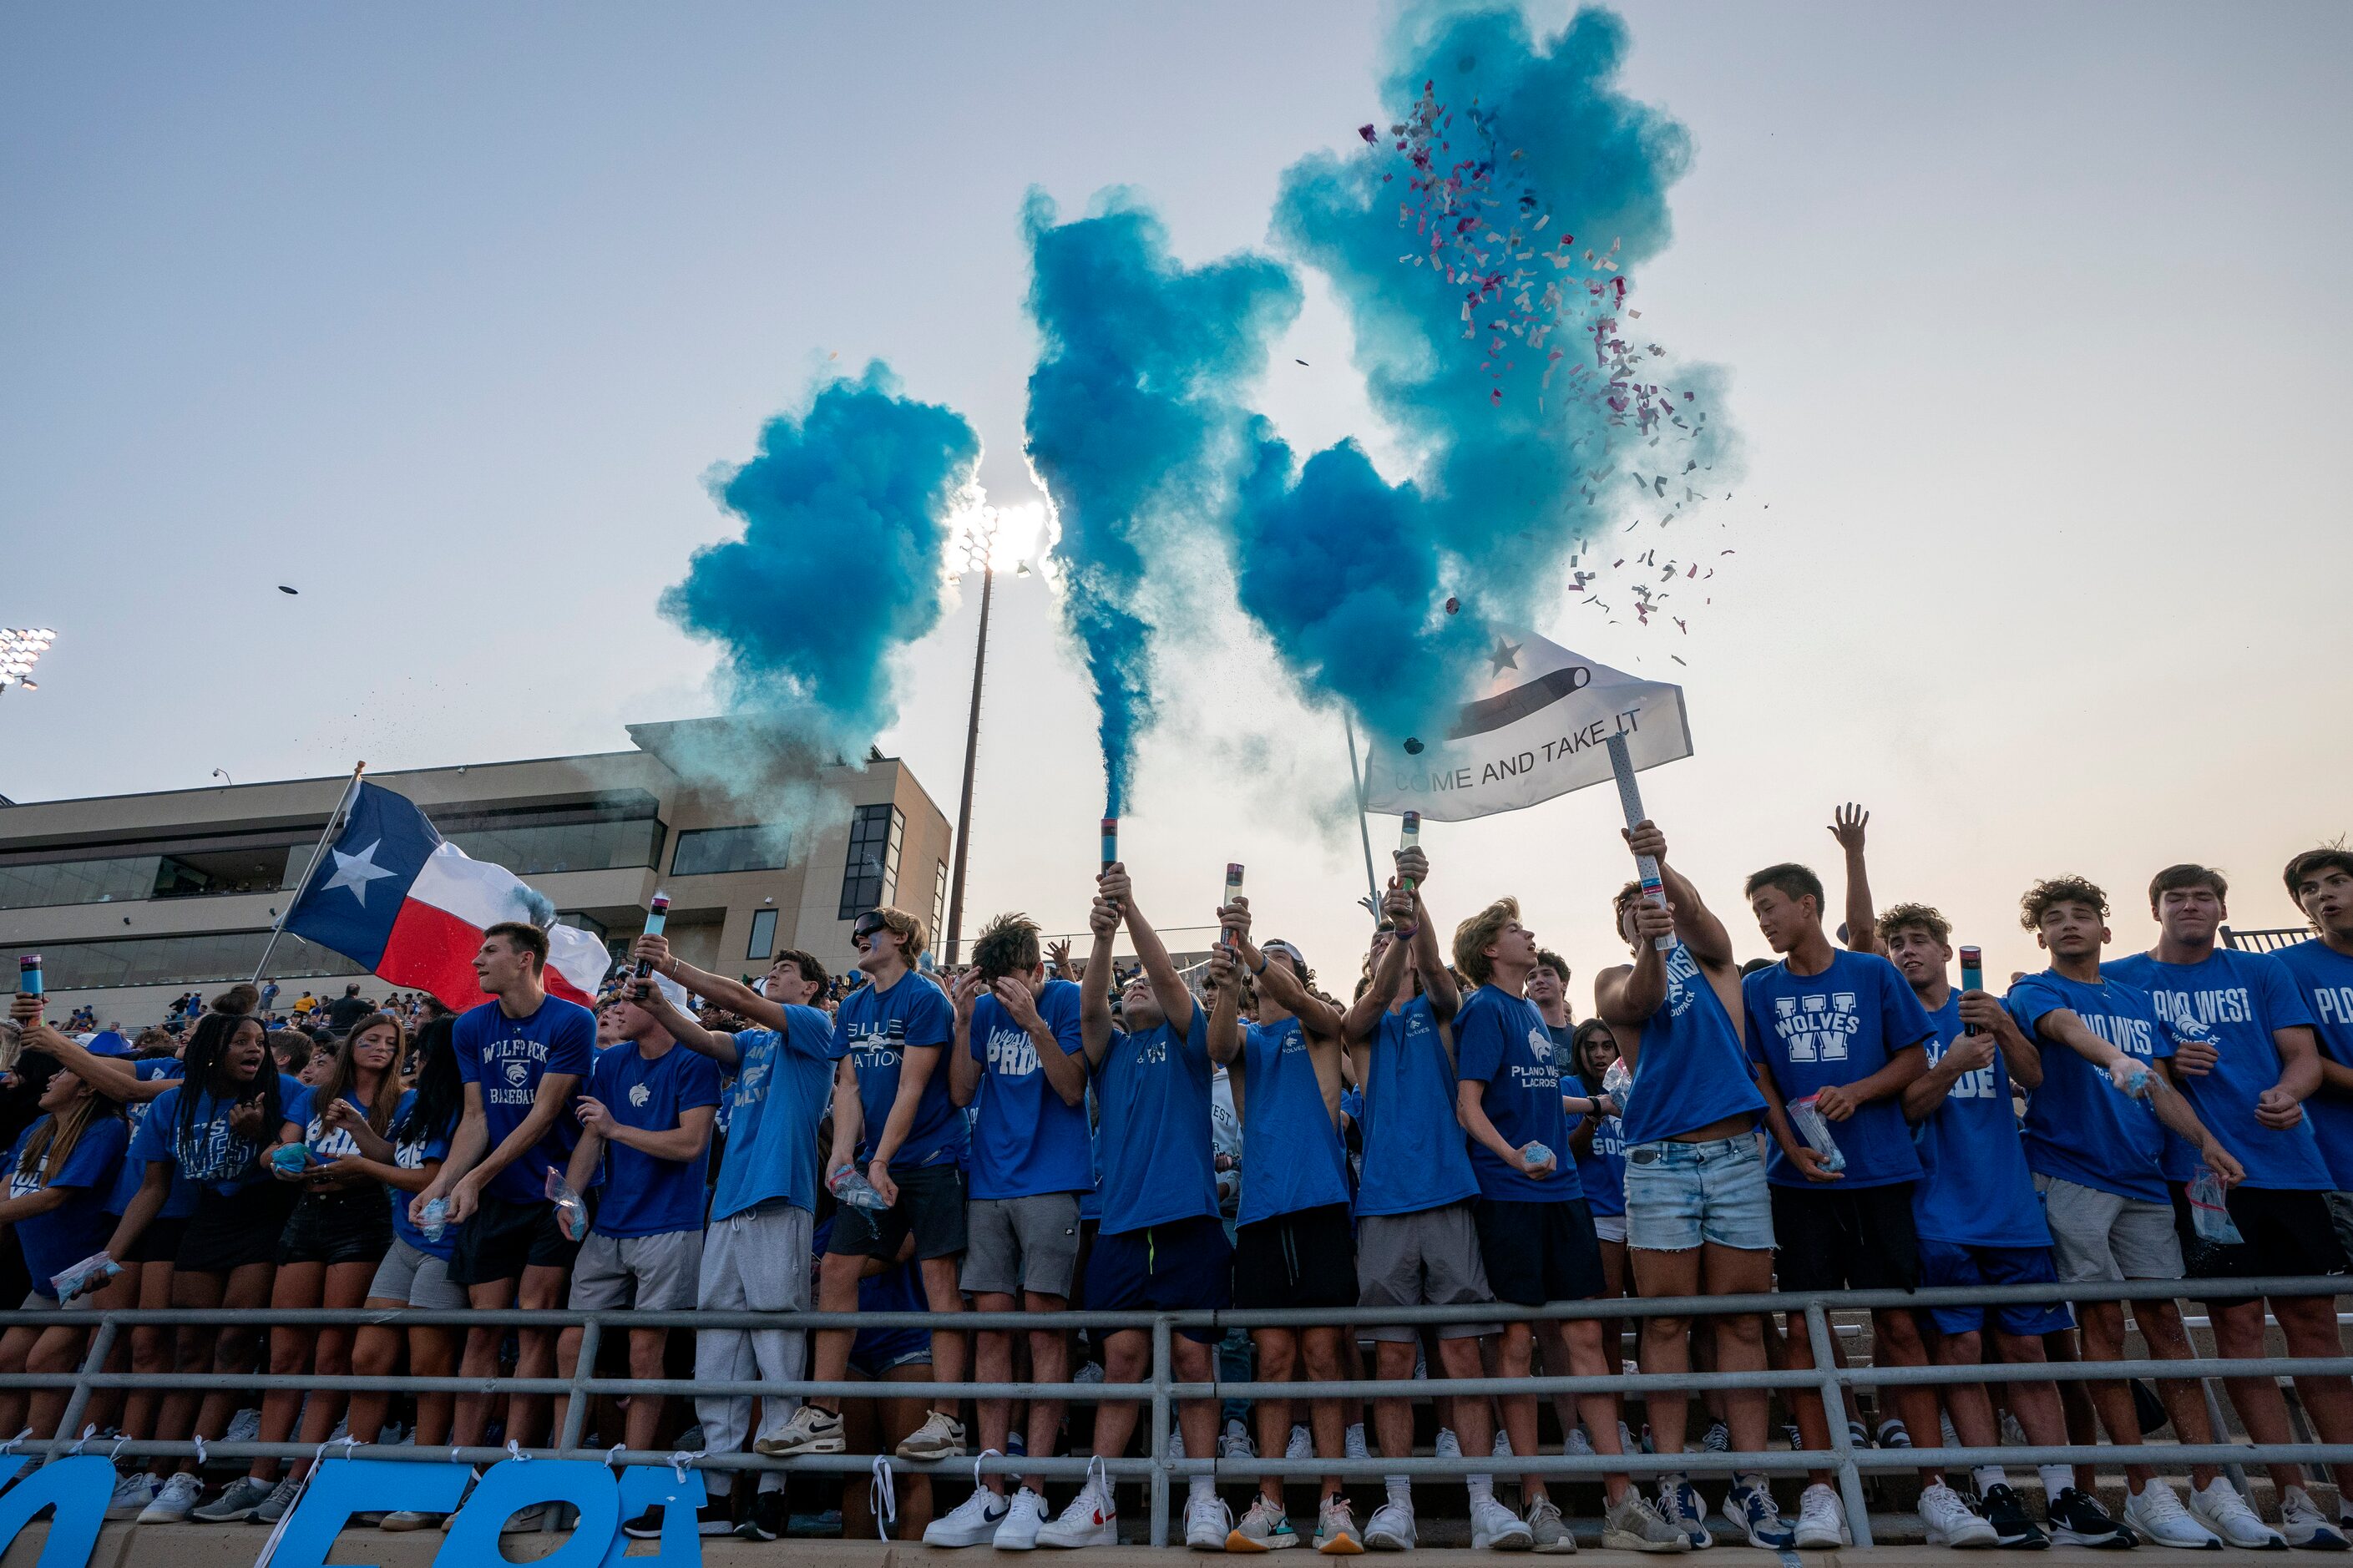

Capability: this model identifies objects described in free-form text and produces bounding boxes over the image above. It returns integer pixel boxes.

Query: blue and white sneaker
[1657,1476,1713,1550]
[1721,1477,1795,1550]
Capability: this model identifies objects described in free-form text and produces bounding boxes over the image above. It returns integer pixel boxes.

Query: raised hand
[1088,896,1121,939]
[1623,819,1668,864]
[1394,845,1430,888]
[1098,862,1132,910]
[1217,894,1253,944]
[1631,898,1675,944]
[1829,803,1870,853]
[630,933,672,972]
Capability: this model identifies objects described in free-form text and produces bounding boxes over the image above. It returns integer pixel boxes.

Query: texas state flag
[282,782,611,1009]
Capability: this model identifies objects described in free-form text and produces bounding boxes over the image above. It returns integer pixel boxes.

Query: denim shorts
[1623,1132,1775,1252]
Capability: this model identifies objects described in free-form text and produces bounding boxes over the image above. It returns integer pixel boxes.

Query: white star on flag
[321,840,397,906]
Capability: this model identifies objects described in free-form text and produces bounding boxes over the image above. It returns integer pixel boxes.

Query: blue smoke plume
[1022,189,1302,815]
[1232,3,1731,744]
[663,361,980,760]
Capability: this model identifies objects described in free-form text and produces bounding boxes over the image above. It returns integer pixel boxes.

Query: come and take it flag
[282,782,611,1008]
[1363,632,1691,822]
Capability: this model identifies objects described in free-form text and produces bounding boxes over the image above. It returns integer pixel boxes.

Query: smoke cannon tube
[1101,817,1118,873]
[1399,812,1420,896]
[18,954,41,999]
[1223,863,1245,947]
[1602,734,1671,953]
[1959,944,1983,1036]
[635,893,670,979]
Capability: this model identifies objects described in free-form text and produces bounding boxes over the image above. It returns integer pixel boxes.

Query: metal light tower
[0,629,56,694]
[943,523,996,967]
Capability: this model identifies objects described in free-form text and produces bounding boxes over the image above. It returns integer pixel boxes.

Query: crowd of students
[3,811,2352,1555]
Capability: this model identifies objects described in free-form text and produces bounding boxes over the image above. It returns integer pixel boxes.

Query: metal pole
[250,762,366,987]
[42,1319,119,1464]
[1149,1315,1172,1548]
[540,1318,602,1531]
[1340,715,1380,913]
[943,554,994,968]
[1806,1302,1874,1548]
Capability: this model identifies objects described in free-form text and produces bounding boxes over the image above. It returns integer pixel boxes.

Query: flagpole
[250,761,367,988]
[1340,715,1380,916]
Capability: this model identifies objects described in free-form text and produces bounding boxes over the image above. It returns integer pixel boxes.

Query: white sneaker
[1288,1425,1313,1461]
[139,1472,203,1523]
[1435,1429,1463,1461]
[2188,1477,2285,1550]
[107,1472,159,1520]
[1344,1424,1369,1462]
[755,1402,844,1456]
[1525,1495,1578,1555]
[2283,1486,2349,1551]
[1187,1491,1233,1550]
[1073,1362,1106,1384]
[1229,1494,1300,1551]
[994,1488,1050,1551]
[1939,1412,1961,1448]
[1492,1429,1515,1459]
[1364,1500,1416,1552]
[2124,1479,2222,1550]
[1223,1420,1257,1461]
[898,1409,967,1460]
[1038,1474,1116,1550]
[1920,1482,1997,1549]
[1316,1495,1364,1555]
[1471,1493,1534,1550]
[923,1485,1010,1547]
[1565,1425,1595,1457]
[1793,1484,1850,1550]
[225,1408,261,1444]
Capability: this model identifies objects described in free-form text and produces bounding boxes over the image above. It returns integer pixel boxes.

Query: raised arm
[1900,1031,1995,1123]
[633,933,785,1032]
[948,969,985,1109]
[1597,899,1678,1029]
[1104,862,1194,1041]
[634,979,741,1069]
[1964,990,2042,1090]
[1829,804,1878,953]
[1223,896,1343,1041]
[1625,820,1735,969]
[1205,947,1246,1066]
[1341,886,1419,1044]
[10,994,157,1104]
[994,975,1087,1107]
[1080,896,1120,1065]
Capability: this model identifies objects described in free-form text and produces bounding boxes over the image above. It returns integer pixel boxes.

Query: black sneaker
[625,1501,733,1539]
[737,1491,787,1542]
[2048,1487,2133,1550]
[1983,1485,2049,1550]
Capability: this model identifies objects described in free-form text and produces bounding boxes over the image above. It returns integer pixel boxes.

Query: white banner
[1362,632,1690,822]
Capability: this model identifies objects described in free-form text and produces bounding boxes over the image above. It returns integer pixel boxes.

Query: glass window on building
[671,825,792,878]
[837,803,903,919]
[747,908,777,961]
[8,930,367,992]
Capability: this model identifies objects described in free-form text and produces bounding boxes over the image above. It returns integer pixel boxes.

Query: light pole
[0,628,56,694]
[943,523,996,967]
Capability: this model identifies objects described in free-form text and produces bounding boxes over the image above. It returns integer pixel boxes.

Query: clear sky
[5,3,2350,997]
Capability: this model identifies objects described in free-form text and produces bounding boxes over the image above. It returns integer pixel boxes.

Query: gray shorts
[1355,1200,1498,1342]
[569,1227,705,1312]
[367,1236,467,1310]
[961,1191,1083,1298]
[2037,1174,2183,1284]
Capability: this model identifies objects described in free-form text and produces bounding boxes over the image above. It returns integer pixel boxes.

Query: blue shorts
[849,1330,932,1379]
[1917,1238,2072,1336]
[1084,1215,1231,1343]
[1623,1133,1775,1252]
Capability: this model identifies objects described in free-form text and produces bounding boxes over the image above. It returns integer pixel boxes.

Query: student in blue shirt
[929,913,1090,1550]
[411,922,596,1515]
[1455,895,1684,1555]
[1594,819,1788,1551]
[771,905,971,1466]
[2106,863,2351,1549]
[1203,900,1376,1555]
[2004,876,2249,1550]
[631,935,837,1542]
[2279,845,2353,1247]
[1740,858,1936,1550]
[1875,900,2124,1550]
[552,984,719,1463]
[1035,864,1230,1552]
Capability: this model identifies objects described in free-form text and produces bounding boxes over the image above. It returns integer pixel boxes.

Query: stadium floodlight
[0,627,55,693]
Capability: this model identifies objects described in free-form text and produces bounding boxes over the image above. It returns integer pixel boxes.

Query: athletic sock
[2038,1465,2074,1500]
[1189,1475,1216,1504]
[1384,1478,1410,1508]
[1467,1475,1494,1502]
[1973,1465,2006,1495]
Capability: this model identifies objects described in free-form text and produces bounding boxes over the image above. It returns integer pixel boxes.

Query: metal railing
[7,1277,2349,1549]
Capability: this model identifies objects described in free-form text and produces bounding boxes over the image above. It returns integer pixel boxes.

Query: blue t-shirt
[453,996,596,1206]
[1743,951,1934,1189]
[833,971,963,1172]
[387,1090,459,1261]
[966,980,1093,1201]
[282,1084,375,1160]
[1355,995,1480,1216]
[1621,941,1767,1146]
[1236,1017,1351,1224]
[584,1041,722,1237]
[1455,984,1581,1203]
[1552,1025,1627,1217]
[2105,949,2331,1191]
[2275,938,2353,1190]
[8,1115,130,1292]
[130,1072,308,1207]
[1910,994,2048,1247]
[105,1058,184,1215]
[2006,969,2177,1204]
[1093,1007,1218,1236]
[711,1006,837,1221]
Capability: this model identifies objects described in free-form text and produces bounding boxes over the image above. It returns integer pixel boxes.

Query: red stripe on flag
[377,896,600,1011]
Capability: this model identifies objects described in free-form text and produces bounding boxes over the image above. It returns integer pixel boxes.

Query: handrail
[14,1276,2346,1551]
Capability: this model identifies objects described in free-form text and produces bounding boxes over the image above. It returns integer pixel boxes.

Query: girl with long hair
[343,1015,468,1531]
[0,1062,128,1473]
[200,1013,407,1521]
[1567,1018,1632,1296]
[102,1009,303,1522]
